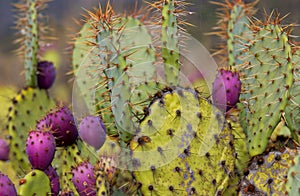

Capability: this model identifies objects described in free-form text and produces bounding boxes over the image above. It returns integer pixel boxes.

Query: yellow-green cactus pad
[131,88,235,195]
[7,87,55,175]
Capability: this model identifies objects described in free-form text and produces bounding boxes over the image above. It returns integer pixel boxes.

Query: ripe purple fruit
[37,61,56,89]
[79,116,106,150]
[0,172,17,196]
[0,139,10,161]
[37,106,78,147]
[72,162,96,196]
[212,68,241,112]
[44,165,60,195]
[26,131,56,170]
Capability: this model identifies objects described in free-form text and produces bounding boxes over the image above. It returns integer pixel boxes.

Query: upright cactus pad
[18,169,51,195]
[211,0,257,66]
[238,18,294,156]
[15,0,51,87]
[131,88,235,195]
[7,87,55,175]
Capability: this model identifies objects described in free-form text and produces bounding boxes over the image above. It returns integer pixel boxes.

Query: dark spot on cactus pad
[257,157,264,165]
[148,185,154,191]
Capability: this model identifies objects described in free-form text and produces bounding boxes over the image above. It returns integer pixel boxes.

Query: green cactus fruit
[7,87,55,175]
[211,0,257,66]
[226,109,250,175]
[284,50,300,141]
[18,169,51,195]
[240,148,297,195]
[238,20,294,157]
[131,88,235,195]
[286,150,300,195]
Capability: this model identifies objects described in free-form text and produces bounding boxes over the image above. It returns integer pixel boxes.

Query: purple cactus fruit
[0,172,17,196]
[71,162,96,196]
[0,139,10,161]
[212,68,241,112]
[44,165,60,195]
[37,61,56,89]
[79,116,106,150]
[37,106,78,147]
[26,131,56,170]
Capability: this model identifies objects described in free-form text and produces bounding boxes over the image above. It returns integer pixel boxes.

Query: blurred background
[0,0,300,103]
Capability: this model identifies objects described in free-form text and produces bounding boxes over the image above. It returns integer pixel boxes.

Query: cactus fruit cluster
[0,0,300,195]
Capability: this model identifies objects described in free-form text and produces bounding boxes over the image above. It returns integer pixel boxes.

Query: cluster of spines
[210,0,258,66]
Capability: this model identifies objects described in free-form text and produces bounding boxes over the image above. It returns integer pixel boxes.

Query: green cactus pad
[131,88,235,195]
[15,0,50,87]
[161,0,180,85]
[7,87,55,175]
[227,2,253,67]
[0,86,17,138]
[18,169,51,195]
[211,0,257,66]
[96,173,109,196]
[240,148,297,195]
[226,109,250,175]
[285,50,300,140]
[59,143,84,194]
[238,23,294,156]
[286,150,300,195]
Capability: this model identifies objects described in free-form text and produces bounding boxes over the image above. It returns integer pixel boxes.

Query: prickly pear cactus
[131,88,235,195]
[226,109,250,175]
[286,151,300,195]
[285,50,300,140]
[18,169,51,195]
[7,87,55,175]
[238,19,294,157]
[212,0,257,66]
[240,148,297,195]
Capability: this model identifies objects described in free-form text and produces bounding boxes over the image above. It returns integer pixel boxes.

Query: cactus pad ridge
[226,109,250,175]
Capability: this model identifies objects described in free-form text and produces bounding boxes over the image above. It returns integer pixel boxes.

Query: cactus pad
[286,150,300,195]
[18,169,51,195]
[131,88,235,195]
[226,109,250,175]
[240,148,296,195]
[238,21,294,156]
[7,87,55,175]
[285,50,300,140]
